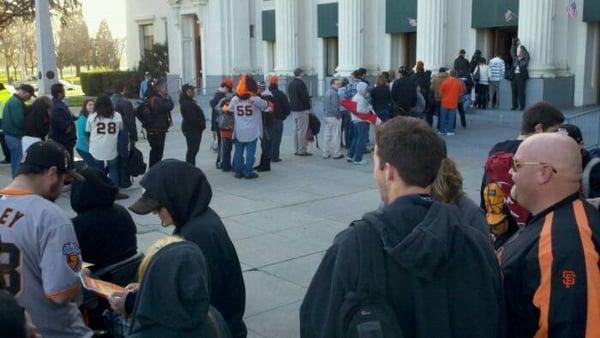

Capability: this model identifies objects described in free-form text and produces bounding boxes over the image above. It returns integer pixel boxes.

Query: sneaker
[295,152,312,157]
[363,149,372,154]
[353,160,368,165]
[446,132,455,136]
[234,173,244,179]
[437,131,446,136]
[115,192,129,200]
[346,157,353,162]
[322,155,331,159]
[245,173,259,179]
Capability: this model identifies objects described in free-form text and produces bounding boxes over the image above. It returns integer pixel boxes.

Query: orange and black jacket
[500,194,600,338]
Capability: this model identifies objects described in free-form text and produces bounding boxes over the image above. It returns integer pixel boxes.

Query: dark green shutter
[472,0,519,28]
[386,0,417,34]
[318,3,338,38]
[583,0,600,22]
[262,10,275,41]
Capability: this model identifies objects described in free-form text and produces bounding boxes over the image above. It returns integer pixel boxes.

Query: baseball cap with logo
[18,141,84,181]
[558,124,583,145]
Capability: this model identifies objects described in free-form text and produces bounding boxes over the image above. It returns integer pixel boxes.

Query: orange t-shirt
[439,77,465,109]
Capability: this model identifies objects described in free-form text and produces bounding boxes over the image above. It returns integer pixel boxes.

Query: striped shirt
[500,195,600,338]
[489,57,506,82]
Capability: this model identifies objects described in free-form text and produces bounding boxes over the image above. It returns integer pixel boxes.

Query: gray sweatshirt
[323,87,341,118]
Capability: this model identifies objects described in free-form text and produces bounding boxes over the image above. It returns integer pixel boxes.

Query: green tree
[137,43,169,79]
[0,0,80,33]
[91,20,119,69]
[57,9,91,76]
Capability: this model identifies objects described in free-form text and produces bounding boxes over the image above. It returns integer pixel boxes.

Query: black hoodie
[140,160,247,338]
[71,167,137,269]
[128,241,211,338]
[300,195,506,338]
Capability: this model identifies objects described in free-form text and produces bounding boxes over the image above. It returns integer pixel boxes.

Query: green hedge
[80,71,144,98]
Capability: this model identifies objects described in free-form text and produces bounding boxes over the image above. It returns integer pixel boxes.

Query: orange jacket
[439,77,465,109]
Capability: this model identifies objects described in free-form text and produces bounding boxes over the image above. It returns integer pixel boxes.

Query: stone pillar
[518,0,557,78]
[35,0,58,95]
[274,0,298,75]
[416,0,448,72]
[336,0,364,76]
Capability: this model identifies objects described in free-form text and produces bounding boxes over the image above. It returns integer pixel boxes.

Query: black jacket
[140,160,247,338]
[370,85,392,112]
[71,167,137,270]
[454,56,471,78]
[112,93,138,142]
[300,195,505,338]
[287,77,311,111]
[413,70,432,97]
[23,99,49,139]
[391,77,417,113]
[129,241,210,338]
[49,97,77,148]
[269,84,291,120]
[146,94,174,132]
[180,96,206,134]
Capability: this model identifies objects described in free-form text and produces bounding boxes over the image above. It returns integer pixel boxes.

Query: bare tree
[0,25,19,82]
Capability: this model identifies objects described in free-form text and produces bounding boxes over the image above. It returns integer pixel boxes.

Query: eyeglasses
[511,159,558,174]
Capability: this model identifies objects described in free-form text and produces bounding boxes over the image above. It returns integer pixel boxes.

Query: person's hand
[108,291,129,315]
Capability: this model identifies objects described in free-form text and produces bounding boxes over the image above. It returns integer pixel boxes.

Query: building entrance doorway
[194,17,202,88]
[491,27,517,68]
[391,33,417,71]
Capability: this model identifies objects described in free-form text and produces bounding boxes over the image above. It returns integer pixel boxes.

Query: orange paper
[80,273,126,298]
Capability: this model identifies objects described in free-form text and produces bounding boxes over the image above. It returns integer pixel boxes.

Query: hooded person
[300,117,504,338]
[128,237,212,338]
[129,159,247,338]
[71,166,137,269]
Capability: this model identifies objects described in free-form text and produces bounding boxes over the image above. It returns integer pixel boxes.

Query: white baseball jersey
[230,96,267,143]
[0,189,92,338]
[85,112,124,161]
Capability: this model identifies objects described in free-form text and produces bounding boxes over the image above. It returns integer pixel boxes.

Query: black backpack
[337,220,404,338]
[127,146,147,177]
[134,100,154,129]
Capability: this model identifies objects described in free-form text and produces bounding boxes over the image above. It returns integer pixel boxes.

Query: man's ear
[537,166,554,185]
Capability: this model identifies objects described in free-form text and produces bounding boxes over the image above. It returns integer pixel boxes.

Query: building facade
[125,0,600,108]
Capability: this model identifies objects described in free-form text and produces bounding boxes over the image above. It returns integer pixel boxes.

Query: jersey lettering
[0,241,22,295]
[0,208,25,228]
[97,122,117,134]
[236,105,253,116]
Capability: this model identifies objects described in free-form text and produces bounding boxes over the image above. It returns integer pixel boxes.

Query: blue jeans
[375,109,391,122]
[270,119,283,160]
[233,139,257,176]
[77,149,96,168]
[5,134,22,177]
[347,122,369,162]
[93,158,120,186]
[341,111,353,148]
[439,107,457,134]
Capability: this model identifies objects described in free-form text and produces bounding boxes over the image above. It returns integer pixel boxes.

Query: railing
[566,107,600,149]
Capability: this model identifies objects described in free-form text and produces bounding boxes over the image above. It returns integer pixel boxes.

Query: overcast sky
[82,0,127,39]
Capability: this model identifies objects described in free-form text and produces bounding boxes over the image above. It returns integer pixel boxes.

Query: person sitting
[71,166,137,270]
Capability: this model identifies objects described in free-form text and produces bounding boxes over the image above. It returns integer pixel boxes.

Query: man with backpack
[481,101,565,248]
[301,117,505,338]
[267,75,290,162]
[111,80,138,189]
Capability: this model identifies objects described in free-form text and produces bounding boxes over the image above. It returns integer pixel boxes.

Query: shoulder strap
[583,157,600,198]
[351,219,387,299]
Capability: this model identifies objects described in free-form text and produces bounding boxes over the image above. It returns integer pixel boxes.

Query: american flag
[505,10,514,22]
[407,17,417,27]
[566,1,577,18]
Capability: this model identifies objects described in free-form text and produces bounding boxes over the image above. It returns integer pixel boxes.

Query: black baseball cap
[18,84,35,97]
[559,124,583,144]
[18,141,84,180]
[181,83,195,92]
[129,190,161,215]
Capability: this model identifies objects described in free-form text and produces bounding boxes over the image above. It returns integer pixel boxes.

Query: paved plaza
[0,102,524,337]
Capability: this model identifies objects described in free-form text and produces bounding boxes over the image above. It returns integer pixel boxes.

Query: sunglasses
[511,159,558,174]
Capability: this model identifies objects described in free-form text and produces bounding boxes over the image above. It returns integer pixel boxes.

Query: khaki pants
[293,110,310,154]
[489,81,500,108]
[322,117,342,158]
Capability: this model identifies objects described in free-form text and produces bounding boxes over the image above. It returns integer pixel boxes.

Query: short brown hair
[431,158,464,204]
[375,117,445,188]
[376,75,387,87]
[521,101,565,134]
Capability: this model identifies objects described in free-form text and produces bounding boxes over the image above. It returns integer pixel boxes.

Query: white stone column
[35,0,58,95]
[518,0,557,78]
[336,0,364,76]
[416,0,448,72]
[274,0,298,75]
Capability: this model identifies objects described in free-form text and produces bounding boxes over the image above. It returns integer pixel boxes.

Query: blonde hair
[431,158,465,204]
[138,235,184,282]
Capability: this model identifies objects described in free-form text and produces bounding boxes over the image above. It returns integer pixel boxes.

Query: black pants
[457,102,467,128]
[220,136,233,171]
[258,127,272,170]
[511,75,527,110]
[215,131,223,168]
[118,141,134,188]
[184,131,202,166]
[147,131,166,168]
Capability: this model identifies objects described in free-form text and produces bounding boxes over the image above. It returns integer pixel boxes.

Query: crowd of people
[0,39,599,337]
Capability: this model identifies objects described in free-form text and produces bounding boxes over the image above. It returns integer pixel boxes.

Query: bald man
[500,133,600,338]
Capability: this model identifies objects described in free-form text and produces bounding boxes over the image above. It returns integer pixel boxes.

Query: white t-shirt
[0,190,92,338]
[85,112,123,161]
